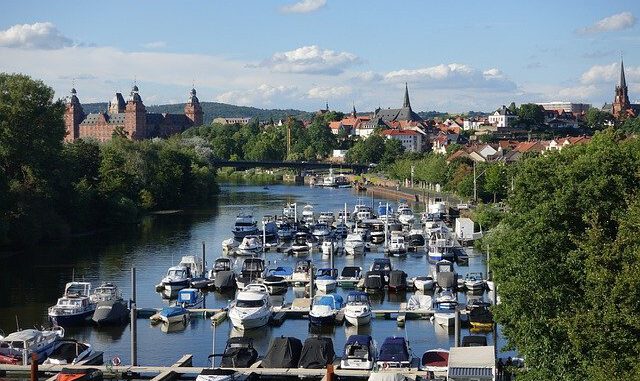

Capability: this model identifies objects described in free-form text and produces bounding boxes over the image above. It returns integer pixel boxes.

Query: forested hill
[81,102,312,125]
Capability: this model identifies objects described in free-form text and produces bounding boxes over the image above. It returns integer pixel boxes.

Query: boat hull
[309,313,336,326]
[316,280,337,293]
[434,312,455,327]
[91,301,129,326]
[229,313,270,330]
[49,309,95,326]
[344,311,371,326]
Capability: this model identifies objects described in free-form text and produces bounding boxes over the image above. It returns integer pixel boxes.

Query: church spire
[403,82,411,109]
[351,102,357,118]
[619,57,627,88]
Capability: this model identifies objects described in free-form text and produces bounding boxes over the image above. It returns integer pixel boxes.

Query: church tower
[351,103,357,118]
[403,82,412,110]
[613,58,631,117]
[64,87,84,142]
[184,87,203,127]
[124,85,147,139]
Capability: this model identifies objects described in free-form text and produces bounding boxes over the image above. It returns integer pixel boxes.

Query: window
[236,299,265,308]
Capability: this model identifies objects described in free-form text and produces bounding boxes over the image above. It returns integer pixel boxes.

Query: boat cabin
[347,291,370,305]
[64,282,91,298]
[213,258,232,272]
[316,268,338,279]
[341,335,375,370]
[90,283,121,303]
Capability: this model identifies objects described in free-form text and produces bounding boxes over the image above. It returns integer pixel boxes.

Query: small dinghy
[43,340,98,365]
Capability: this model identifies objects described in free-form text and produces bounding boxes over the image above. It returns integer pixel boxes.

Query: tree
[483,163,507,203]
[517,103,544,130]
[381,138,405,165]
[585,108,614,130]
[508,101,518,114]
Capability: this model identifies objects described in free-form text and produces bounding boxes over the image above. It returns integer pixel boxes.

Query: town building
[370,83,424,124]
[382,129,422,152]
[328,105,371,136]
[213,117,252,125]
[64,85,203,142]
[602,58,640,118]
[536,102,591,114]
[488,105,517,128]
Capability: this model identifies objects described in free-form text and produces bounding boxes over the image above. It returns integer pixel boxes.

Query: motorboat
[407,294,432,311]
[364,219,385,244]
[377,337,411,368]
[317,212,335,225]
[412,276,435,292]
[263,267,292,295]
[435,288,457,306]
[48,282,96,326]
[334,223,349,238]
[55,368,104,381]
[337,266,362,288]
[261,337,303,368]
[236,235,263,256]
[179,255,205,279]
[208,258,232,279]
[315,268,338,293]
[387,270,407,292]
[291,232,312,256]
[397,203,415,225]
[221,238,239,254]
[213,270,237,292]
[196,368,241,381]
[150,306,189,325]
[299,336,336,369]
[90,283,129,326]
[176,288,204,308]
[291,260,312,285]
[344,233,365,256]
[363,271,385,293]
[433,301,457,327]
[370,258,392,283]
[302,204,315,224]
[353,202,373,221]
[335,175,351,188]
[219,337,259,368]
[428,230,455,262]
[42,340,96,365]
[261,217,279,243]
[426,200,447,221]
[407,229,425,249]
[309,294,343,325]
[0,327,64,365]
[462,335,488,347]
[232,214,259,240]
[387,234,407,257]
[377,202,394,222]
[277,221,295,241]
[159,265,191,293]
[283,203,297,220]
[344,291,372,326]
[420,349,449,372]
[311,223,331,240]
[340,335,376,370]
[236,258,266,289]
[229,283,272,330]
[468,301,493,330]
[464,272,485,291]
[320,239,341,256]
[321,169,337,188]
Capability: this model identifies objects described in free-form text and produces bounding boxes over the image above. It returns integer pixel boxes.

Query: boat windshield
[372,263,391,271]
[57,298,82,307]
[346,344,369,359]
[168,269,186,277]
[236,299,264,308]
[243,262,262,271]
[347,294,368,304]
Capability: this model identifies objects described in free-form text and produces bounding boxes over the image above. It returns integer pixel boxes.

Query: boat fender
[111,356,121,366]
[382,362,390,370]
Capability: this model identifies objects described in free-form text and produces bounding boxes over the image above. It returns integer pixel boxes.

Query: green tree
[517,103,544,130]
[483,163,507,203]
[381,138,405,165]
[585,108,614,130]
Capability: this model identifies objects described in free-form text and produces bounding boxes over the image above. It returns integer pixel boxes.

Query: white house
[488,105,517,128]
[382,129,423,152]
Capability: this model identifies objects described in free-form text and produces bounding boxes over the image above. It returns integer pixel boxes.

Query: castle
[603,58,640,118]
[64,85,203,142]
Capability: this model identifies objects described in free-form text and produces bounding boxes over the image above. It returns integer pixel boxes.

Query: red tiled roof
[382,129,419,136]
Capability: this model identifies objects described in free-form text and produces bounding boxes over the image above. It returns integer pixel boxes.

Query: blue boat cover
[269,267,293,276]
[378,337,410,362]
[315,295,344,309]
[316,268,337,278]
[160,306,188,318]
[177,289,199,304]
[347,291,370,303]
[345,334,373,346]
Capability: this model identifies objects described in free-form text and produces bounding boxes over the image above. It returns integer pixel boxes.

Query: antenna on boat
[15,315,19,331]
[72,268,75,282]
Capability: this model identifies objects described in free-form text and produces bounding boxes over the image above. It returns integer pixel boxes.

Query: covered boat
[90,283,129,326]
[388,270,407,292]
[412,276,434,292]
[363,271,384,292]
[468,302,493,330]
[56,368,103,381]
[263,267,292,295]
[340,335,376,370]
[237,235,263,256]
[196,369,241,381]
[370,258,392,283]
[462,335,488,347]
[261,336,303,368]
[298,337,335,369]
[377,337,411,368]
[420,349,449,372]
[407,294,432,311]
[214,271,237,292]
[150,306,189,325]
[219,337,259,368]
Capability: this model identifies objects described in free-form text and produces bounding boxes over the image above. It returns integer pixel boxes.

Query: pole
[130,267,137,366]
[202,241,206,277]
[262,221,266,254]
[308,263,314,299]
[454,308,460,347]
[473,161,477,202]
[330,241,334,270]
[384,202,389,248]
[30,353,37,381]
[411,165,415,189]
[211,321,216,367]
[344,203,347,225]
[294,203,298,223]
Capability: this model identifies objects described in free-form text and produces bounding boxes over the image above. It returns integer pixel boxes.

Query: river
[0,184,509,367]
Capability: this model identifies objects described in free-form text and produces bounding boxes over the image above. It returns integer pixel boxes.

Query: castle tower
[108,93,126,114]
[613,58,631,117]
[64,88,84,142]
[184,87,203,126]
[124,85,147,139]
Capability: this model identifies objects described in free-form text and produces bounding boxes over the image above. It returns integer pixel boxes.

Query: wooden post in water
[202,241,206,277]
[130,267,138,366]
[326,364,334,381]
[454,308,460,347]
[308,263,314,299]
[29,353,37,381]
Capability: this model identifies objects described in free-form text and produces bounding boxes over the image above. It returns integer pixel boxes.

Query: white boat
[387,234,407,257]
[291,232,312,256]
[291,260,311,285]
[435,289,457,306]
[353,202,373,222]
[397,203,415,225]
[315,268,338,293]
[412,276,435,292]
[428,230,455,262]
[464,272,485,291]
[318,212,335,225]
[232,215,259,240]
[221,238,239,254]
[407,294,432,311]
[237,235,263,256]
[179,255,205,278]
[48,282,96,326]
[344,233,365,256]
[302,204,315,224]
[311,223,332,240]
[344,292,372,326]
[337,266,362,288]
[420,349,449,372]
[341,335,376,370]
[283,203,297,220]
[433,302,457,327]
[160,265,191,293]
[0,327,64,365]
[309,294,343,325]
[228,284,272,330]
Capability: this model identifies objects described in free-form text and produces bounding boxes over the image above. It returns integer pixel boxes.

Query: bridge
[211,160,370,174]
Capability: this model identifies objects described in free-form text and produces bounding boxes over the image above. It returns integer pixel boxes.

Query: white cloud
[142,41,167,49]
[216,84,298,107]
[257,45,359,75]
[307,85,351,99]
[351,70,383,83]
[578,11,636,34]
[280,0,326,14]
[580,62,640,84]
[0,22,74,49]
[384,63,516,91]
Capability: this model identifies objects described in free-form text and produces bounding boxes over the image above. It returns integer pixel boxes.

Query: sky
[1,0,639,113]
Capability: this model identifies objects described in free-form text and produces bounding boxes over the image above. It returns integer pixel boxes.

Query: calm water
[0,184,510,367]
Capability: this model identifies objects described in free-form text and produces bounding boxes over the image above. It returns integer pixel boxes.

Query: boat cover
[220,337,258,368]
[49,341,89,363]
[364,271,384,290]
[388,271,407,289]
[269,267,293,276]
[344,335,373,360]
[56,368,103,381]
[437,272,455,289]
[469,306,493,324]
[298,337,335,369]
[263,275,286,284]
[261,337,303,368]
[341,267,361,278]
[421,350,449,367]
[214,271,236,290]
[378,337,409,363]
[314,295,344,309]
[461,335,488,347]
[160,306,188,318]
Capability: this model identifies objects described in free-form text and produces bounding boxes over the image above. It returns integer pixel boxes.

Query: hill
[81,102,313,126]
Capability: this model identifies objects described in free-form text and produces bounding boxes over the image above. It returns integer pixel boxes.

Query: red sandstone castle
[64,85,203,142]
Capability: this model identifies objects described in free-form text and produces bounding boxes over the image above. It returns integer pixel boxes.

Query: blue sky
[1,0,639,112]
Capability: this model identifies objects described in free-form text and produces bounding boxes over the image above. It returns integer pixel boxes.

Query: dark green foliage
[345,134,385,164]
[485,129,640,380]
[585,108,614,130]
[517,103,545,130]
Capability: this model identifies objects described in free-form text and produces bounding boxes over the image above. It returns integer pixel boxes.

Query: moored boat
[90,283,129,326]
[309,294,343,326]
[228,284,272,330]
[48,282,96,326]
[315,268,338,293]
[337,266,362,288]
[0,327,64,365]
[376,337,411,368]
[340,335,376,370]
[344,291,372,326]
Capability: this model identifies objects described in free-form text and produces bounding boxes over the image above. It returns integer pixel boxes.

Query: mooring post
[30,353,37,381]
[454,308,460,347]
[326,364,334,381]
[202,241,206,277]
[130,267,138,366]
[309,263,314,299]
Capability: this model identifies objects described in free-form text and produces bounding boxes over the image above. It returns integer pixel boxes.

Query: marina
[0,183,508,378]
